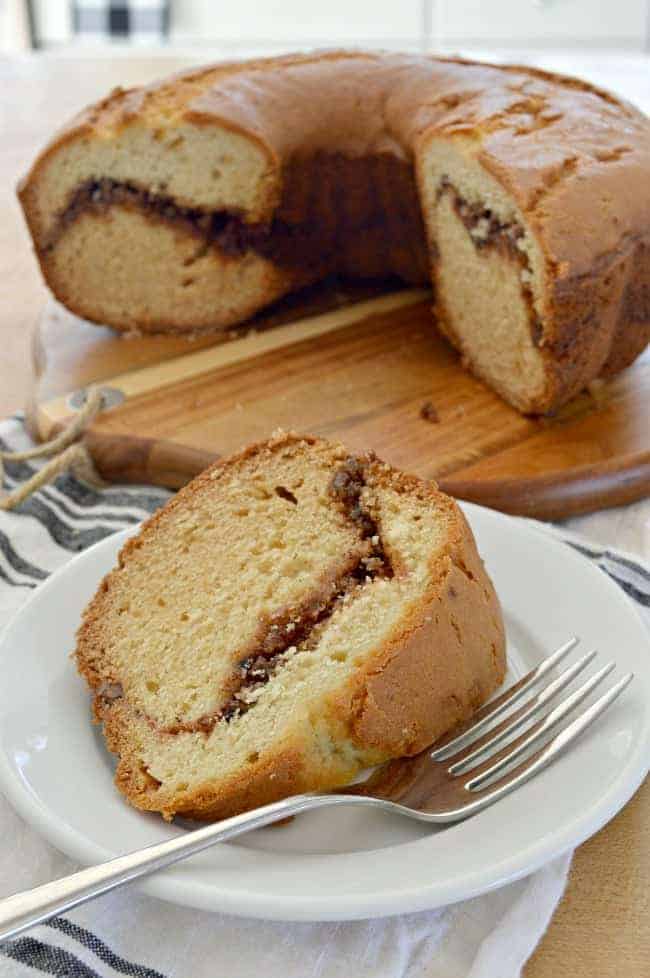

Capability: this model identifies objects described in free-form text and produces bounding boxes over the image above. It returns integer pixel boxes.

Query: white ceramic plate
[0,503,648,921]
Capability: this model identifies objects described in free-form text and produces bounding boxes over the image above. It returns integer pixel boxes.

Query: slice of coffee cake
[75,432,505,821]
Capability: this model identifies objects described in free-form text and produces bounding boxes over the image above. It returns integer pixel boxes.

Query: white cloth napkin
[0,413,648,978]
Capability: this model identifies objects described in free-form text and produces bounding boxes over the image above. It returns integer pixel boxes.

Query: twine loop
[0,386,105,511]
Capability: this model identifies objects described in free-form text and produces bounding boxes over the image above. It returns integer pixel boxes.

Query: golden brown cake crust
[19,51,650,411]
[75,432,505,821]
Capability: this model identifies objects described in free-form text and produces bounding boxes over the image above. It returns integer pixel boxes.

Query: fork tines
[430,637,633,820]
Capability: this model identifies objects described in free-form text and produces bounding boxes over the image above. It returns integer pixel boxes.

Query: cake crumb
[469,217,490,242]
[587,378,608,409]
[419,401,440,424]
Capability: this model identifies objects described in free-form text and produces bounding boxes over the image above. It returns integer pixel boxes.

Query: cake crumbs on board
[419,400,440,423]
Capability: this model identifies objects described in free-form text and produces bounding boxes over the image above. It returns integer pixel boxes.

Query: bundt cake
[18,51,650,413]
[75,431,505,821]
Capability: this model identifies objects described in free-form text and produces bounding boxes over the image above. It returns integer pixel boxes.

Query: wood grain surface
[1,53,648,977]
[33,294,650,520]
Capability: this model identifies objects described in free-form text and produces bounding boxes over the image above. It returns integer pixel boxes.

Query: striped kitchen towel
[72,1,170,45]
[0,412,647,978]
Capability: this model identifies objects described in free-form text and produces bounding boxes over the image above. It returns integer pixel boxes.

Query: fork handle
[0,792,361,942]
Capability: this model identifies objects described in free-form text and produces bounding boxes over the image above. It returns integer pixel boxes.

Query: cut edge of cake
[418,134,552,413]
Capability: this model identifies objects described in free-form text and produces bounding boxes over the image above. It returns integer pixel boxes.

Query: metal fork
[0,637,632,942]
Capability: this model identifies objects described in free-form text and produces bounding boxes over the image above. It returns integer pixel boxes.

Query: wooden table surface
[1,52,648,975]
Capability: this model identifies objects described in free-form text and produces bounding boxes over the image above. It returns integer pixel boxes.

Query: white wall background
[3,0,650,52]
[170,0,425,49]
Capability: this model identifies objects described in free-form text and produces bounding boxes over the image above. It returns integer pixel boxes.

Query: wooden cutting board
[29,285,650,520]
